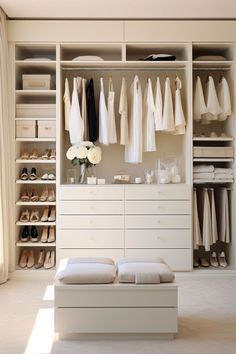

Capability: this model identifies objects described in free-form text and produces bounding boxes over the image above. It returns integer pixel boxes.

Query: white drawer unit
[125,215,191,229]
[59,200,124,215]
[125,200,191,215]
[59,186,124,200]
[59,215,124,229]
[125,185,191,200]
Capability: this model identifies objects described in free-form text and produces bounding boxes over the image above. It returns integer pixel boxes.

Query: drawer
[16,103,56,118]
[59,215,124,229]
[57,229,124,248]
[22,74,54,90]
[57,249,124,263]
[38,120,56,138]
[59,201,124,215]
[125,215,191,229]
[125,249,192,271]
[125,185,191,200]
[125,200,191,215]
[125,230,192,249]
[16,120,36,138]
[59,186,124,200]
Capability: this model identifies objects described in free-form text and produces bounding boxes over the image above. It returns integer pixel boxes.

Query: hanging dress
[119,77,129,145]
[125,75,143,163]
[209,188,218,245]
[87,78,98,142]
[63,78,71,131]
[107,78,117,144]
[202,188,213,252]
[154,77,163,131]
[193,188,202,250]
[174,76,186,135]
[143,78,156,152]
[193,76,207,122]
[99,77,109,145]
[217,76,231,121]
[217,188,230,244]
[162,77,175,133]
[69,77,84,145]
[202,75,222,124]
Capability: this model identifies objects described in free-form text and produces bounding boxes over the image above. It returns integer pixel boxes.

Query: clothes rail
[193,68,231,71]
[61,67,186,71]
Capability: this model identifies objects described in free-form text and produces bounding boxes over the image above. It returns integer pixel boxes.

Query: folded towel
[215,174,234,180]
[193,164,214,173]
[193,172,215,179]
[215,168,233,174]
[135,272,160,284]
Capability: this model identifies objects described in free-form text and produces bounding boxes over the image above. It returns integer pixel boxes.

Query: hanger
[219,75,224,83]
[205,74,210,83]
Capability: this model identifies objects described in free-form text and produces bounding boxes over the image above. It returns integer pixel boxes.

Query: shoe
[21,168,28,180]
[20,189,30,202]
[200,258,209,267]
[218,252,228,267]
[48,187,56,202]
[35,249,46,269]
[44,250,55,269]
[30,226,39,242]
[48,173,56,180]
[39,187,49,202]
[41,206,49,222]
[27,250,34,268]
[21,148,30,160]
[29,168,37,180]
[20,226,29,242]
[48,226,55,242]
[30,210,40,222]
[30,189,39,202]
[29,149,38,160]
[41,173,49,180]
[20,209,30,222]
[40,226,48,243]
[210,131,217,137]
[50,149,56,160]
[210,252,219,268]
[48,207,56,222]
[18,249,28,268]
[193,258,199,268]
[41,149,50,160]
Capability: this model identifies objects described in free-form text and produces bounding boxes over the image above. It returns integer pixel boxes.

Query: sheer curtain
[0,8,14,284]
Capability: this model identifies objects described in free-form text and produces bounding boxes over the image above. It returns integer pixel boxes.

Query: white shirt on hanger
[193,189,202,250]
[203,75,222,123]
[63,78,71,131]
[69,77,84,145]
[107,78,117,144]
[119,77,129,145]
[99,77,109,145]
[217,76,231,121]
[143,78,156,152]
[193,76,207,122]
[125,75,143,163]
[77,77,88,141]
[174,76,186,135]
[154,77,163,131]
[162,77,175,133]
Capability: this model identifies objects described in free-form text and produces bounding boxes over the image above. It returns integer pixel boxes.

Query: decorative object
[114,174,131,184]
[97,178,106,185]
[135,177,142,184]
[66,141,102,184]
[144,170,154,184]
[87,177,97,185]
[156,158,181,184]
[67,169,76,184]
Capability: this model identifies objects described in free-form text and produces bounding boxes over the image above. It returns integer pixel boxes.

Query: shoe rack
[14,43,57,270]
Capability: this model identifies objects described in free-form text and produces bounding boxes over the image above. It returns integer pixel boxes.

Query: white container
[16,120,36,138]
[38,120,56,138]
[16,104,56,118]
[22,74,54,90]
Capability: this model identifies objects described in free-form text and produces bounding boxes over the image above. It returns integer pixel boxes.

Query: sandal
[49,149,56,160]
[21,168,28,180]
[20,189,30,202]
[30,209,40,222]
[30,149,38,160]
[20,209,30,222]
[30,189,39,202]
[29,168,37,181]
[41,149,50,160]
[21,148,30,160]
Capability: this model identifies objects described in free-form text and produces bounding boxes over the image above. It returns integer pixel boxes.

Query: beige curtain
[0,8,14,284]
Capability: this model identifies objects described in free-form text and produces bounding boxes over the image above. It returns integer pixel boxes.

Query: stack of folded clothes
[193,165,234,181]
[214,168,234,180]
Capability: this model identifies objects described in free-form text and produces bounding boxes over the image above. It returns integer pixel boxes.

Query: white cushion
[117,257,175,284]
[56,257,116,284]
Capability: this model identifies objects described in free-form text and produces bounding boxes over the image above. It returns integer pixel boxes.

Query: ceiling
[1,0,236,19]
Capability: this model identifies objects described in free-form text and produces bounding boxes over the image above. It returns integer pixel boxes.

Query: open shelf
[16,201,56,206]
[15,60,56,69]
[193,137,234,142]
[16,180,56,184]
[15,90,56,96]
[16,242,56,247]
[193,179,234,184]
[16,221,56,226]
[193,158,234,162]
[16,138,56,142]
[16,159,56,164]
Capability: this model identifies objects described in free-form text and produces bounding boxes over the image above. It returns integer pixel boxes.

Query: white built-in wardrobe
[8,20,236,272]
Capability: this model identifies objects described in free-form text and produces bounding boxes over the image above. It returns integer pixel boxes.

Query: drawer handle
[23,127,29,130]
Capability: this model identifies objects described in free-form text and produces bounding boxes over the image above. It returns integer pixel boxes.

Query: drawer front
[38,124,56,138]
[59,186,124,200]
[125,249,192,271]
[125,185,191,200]
[125,200,191,215]
[125,215,191,229]
[57,229,124,248]
[125,229,192,249]
[59,215,124,229]
[57,248,124,262]
[59,200,124,215]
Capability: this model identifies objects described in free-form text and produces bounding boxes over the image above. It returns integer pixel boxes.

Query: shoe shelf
[16,221,56,226]
[16,242,56,247]
[16,180,56,184]
[16,267,56,271]
[16,201,56,205]
[16,159,56,164]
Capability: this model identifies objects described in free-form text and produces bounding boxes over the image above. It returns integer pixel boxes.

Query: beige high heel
[48,226,55,242]
[40,226,48,243]
[18,249,28,268]
[35,249,46,269]
[48,187,56,202]
[41,206,49,222]
[27,250,35,268]
[39,187,49,202]
[48,207,56,222]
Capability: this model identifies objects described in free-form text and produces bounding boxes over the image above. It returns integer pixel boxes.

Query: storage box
[22,74,54,90]
[16,104,56,118]
[16,120,36,138]
[193,146,234,158]
[37,120,56,138]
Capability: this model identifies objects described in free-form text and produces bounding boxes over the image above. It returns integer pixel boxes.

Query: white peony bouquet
[66,141,102,168]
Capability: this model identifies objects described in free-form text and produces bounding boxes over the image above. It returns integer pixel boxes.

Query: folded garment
[193,172,215,179]
[194,55,226,61]
[193,164,215,173]
[215,168,233,174]
[72,55,104,61]
[24,57,52,61]
[214,174,234,180]
[141,54,176,61]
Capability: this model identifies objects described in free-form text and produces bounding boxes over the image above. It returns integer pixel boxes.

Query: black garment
[87,79,98,142]
[141,54,176,61]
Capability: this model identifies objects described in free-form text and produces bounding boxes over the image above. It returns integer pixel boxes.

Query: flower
[75,146,87,159]
[66,145,77,160]
[80,141,94,148]
[87,147,102,164]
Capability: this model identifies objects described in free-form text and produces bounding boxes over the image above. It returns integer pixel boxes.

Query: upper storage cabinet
[15,44,56,61]
[125,43,189,62]
[193,43,234,62]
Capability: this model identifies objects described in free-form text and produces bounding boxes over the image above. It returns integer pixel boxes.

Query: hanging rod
[193,67,231,71]
[61,67,186,71]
